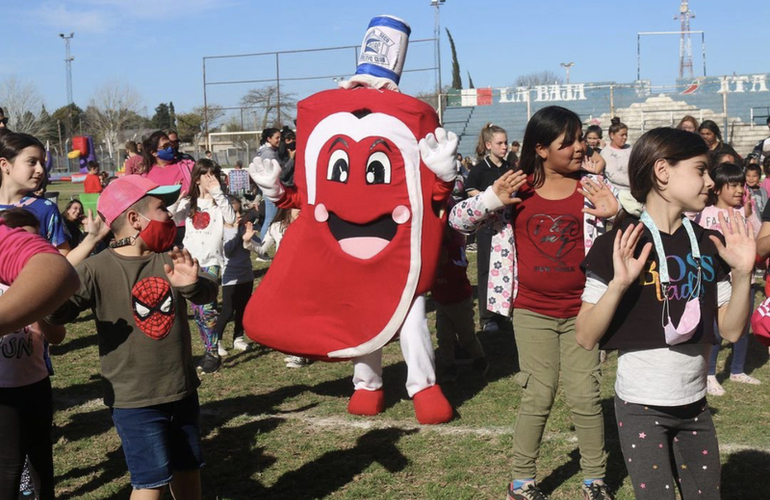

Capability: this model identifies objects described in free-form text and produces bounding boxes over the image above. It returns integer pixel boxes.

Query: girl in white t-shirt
[170,159,236,372]
[577,128,756,500]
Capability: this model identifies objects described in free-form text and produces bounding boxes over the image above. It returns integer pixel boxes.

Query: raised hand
[611,223,653,290]
[581,155,599,174]
[248,157,285,202]
[83,209,111,241]
[242,221,257,242]
[492,170,527,205]
[199,172,221,194]
[419,127,459,182]
[164,247,200,288]
[710,209,757,275]
[580,177,618,218]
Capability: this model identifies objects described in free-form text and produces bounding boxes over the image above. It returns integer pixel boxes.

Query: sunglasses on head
[0,118,8,125]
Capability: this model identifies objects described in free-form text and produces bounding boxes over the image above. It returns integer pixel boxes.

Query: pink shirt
[142,159,194,194]
[0,222,60,285]
[0,222,62,388]
[695,205,761,236]
[125,155,144,175]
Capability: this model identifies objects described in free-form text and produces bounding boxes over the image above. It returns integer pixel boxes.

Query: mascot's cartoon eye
[160,295,172,314]
[327,150,349,183]
[135,303,150,319]
[365,152,391,185]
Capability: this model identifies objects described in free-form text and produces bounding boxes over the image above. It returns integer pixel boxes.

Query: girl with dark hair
[277,127,297,187]
[450,106,618,500]
[600,117,632,190]
[694,163,761,396]
[585,124,604,152]
[0,131,69,254]
[169,158,236,373]
[698,120,723,151]
[577,128,755,500]
[251,127,282,240]
[62,199,85,248]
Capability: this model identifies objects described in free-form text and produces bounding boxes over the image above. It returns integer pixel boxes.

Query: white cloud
[29,2,118,34]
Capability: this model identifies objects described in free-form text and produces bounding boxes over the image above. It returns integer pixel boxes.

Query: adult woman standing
[699,120,740,159]
[254,128,281,237]
[140,130,194,247]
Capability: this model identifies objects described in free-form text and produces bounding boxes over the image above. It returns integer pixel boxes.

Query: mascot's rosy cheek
[243,88,445,360]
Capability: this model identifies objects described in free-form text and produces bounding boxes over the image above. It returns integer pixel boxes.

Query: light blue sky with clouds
[2,0,768,117]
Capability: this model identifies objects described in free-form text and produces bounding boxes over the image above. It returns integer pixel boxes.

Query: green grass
[44,220,770,499]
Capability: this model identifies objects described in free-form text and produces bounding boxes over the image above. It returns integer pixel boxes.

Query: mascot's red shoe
[412,385,453,425]
[347,389,386,416]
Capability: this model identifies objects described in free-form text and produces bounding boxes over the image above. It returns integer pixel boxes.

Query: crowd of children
[1,106,768,500]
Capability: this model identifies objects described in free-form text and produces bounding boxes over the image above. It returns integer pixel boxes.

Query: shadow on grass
[57,446,132,500]
[721,449,770,500]
[268,427,416,500]
[537,397,627,495]
[50,332,98,357]
[52,375,102,412]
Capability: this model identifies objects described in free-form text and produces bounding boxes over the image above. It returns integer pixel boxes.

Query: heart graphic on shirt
[526,214,580,262]
[192,211,210,230]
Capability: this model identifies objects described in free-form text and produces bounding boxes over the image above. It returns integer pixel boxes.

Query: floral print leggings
[191,266,220,353]
[614,396,721,499]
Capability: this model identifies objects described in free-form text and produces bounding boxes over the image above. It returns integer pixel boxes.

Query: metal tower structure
[59,32,75,104]
[675,1,694,79]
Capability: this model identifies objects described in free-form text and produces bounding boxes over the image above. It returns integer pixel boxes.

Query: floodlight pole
[431,0,445,121]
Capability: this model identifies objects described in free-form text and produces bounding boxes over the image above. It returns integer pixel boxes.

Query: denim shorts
[110,391,204,489]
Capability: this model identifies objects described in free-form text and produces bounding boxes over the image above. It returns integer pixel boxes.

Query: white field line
[201,408,770,454]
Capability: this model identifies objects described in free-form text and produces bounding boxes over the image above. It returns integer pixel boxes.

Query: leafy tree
[169,101,177,130]
[467,71,475,90]
[151,102,171,130]
[446,29,462,90]
[51,103,86,138]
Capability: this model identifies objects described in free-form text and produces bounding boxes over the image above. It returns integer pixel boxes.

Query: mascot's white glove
[419,127,459,183]
[248,157,285,203]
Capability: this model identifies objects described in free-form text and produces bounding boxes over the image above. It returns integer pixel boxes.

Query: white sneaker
[217,345,228,357]
[285,355,310,368]
[730,373,761,385]
[707,375,725,396]
[233,337,251,352]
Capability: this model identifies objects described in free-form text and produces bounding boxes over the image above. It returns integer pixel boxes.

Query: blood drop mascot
[244,16,458,424]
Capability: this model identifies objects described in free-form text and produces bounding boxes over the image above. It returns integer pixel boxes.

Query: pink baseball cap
[98,175,181,227]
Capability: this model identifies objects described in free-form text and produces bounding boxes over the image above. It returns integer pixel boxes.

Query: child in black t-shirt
[577,128,756,500]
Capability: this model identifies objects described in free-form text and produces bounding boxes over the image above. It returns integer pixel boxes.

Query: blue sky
[2,0,768,118]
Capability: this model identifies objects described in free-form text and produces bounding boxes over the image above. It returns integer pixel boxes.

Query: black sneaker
[582,481,613,500]
[471,357,489,376]
[197,351,221,374]
[437,364,458,383]
[507,482,548,500]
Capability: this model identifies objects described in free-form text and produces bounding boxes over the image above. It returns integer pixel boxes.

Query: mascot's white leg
[399,295,436,397]
[347,295,453,424]
[352,350,383,392]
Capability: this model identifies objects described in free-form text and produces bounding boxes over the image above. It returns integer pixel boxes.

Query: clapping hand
[83,209,110,241]
[579,178,618,218]
[610,223,652,290]
[492,170,527,205]
[710,209,756,276]
[164,247,200,288]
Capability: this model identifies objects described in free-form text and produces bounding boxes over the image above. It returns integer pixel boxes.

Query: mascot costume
[244,15,458,424]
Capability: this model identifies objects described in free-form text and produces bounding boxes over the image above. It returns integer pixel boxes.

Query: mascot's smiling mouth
[327,212,398,260]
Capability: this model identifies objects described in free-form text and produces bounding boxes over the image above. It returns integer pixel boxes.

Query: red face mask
[138,214,177,252]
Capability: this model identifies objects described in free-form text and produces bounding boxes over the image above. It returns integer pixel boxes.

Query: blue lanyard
[639,211,702,299]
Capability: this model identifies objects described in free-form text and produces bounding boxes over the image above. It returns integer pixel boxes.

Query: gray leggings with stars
[614,396,721,500]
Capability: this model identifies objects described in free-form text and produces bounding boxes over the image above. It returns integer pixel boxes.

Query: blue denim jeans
[110,392,203,489]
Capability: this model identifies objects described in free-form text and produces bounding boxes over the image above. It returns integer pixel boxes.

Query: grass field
[43,180,770,499]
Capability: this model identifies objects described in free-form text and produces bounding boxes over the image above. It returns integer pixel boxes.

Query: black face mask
[287,141,296,151]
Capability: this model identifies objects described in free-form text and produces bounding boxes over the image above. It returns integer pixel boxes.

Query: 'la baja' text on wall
[499,84,588,104]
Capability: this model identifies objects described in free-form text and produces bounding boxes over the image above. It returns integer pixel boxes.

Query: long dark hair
[0,131,45,188]
[0,207,40,230]
[519,106,583,189]
[277,126,296,165]
[628,127,709,203]
[140,131,169,174]
[698,120,722,143]
[260,128,280,147]
[187,158,222,215]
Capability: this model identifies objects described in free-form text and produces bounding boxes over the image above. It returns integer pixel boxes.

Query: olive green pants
[511,308,606,480]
